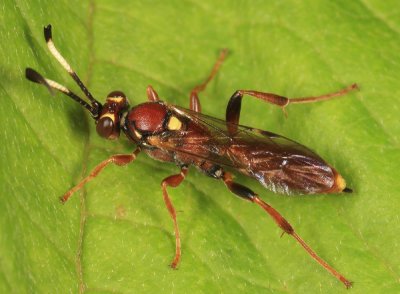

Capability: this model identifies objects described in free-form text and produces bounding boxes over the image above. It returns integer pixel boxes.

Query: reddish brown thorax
[96,91,129,140]
[126,102,168,135]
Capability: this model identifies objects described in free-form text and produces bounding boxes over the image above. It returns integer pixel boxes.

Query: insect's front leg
[226,84,358,134]
[189,49,228,112]
[221,171,352,289]
[161,165,189,268]
[61,147,141,203]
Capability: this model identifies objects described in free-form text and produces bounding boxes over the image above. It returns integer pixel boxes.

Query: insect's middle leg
[226,84,358,133]
[220,171,352,288]
[161,166,189,268]
[189,49,228,112]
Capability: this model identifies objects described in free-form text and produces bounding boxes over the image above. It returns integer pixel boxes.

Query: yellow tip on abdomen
[335,173,347,192]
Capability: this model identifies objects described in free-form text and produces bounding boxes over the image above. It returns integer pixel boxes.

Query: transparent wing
[158,105,335,195]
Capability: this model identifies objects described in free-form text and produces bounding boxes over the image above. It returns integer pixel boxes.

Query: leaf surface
[1,1,399,293]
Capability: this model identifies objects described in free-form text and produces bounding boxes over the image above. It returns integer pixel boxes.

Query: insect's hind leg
[226,84,358,133]
[161,166,189,269]
[220,171,352,288]
[189,49,228,112]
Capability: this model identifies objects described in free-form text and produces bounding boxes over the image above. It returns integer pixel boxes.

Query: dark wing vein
[158,105,334,195]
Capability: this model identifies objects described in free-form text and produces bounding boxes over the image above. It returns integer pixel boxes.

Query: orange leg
[222,171,352,289]
[190,49,228,112]
[60,148,141,203]
[161,166,189,268]
[226,84,358,133]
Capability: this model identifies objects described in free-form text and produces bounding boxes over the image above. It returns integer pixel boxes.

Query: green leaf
[1,0,399,293]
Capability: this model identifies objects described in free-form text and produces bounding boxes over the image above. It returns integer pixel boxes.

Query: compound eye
[96,116,114,138]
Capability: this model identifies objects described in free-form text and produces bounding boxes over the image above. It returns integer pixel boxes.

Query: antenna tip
[25,67,54,95]
[44,24,52,42]
[25,67,41,83]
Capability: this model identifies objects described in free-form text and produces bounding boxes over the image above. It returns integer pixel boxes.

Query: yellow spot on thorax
[167,116,182,130]
[134,129,142,139]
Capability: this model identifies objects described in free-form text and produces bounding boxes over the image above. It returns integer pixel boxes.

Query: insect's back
[166,106,347,195]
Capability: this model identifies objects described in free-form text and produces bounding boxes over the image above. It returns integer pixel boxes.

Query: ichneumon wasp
[26,24,358,288]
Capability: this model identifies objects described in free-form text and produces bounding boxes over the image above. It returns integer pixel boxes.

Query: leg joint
[232,90,243,98]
